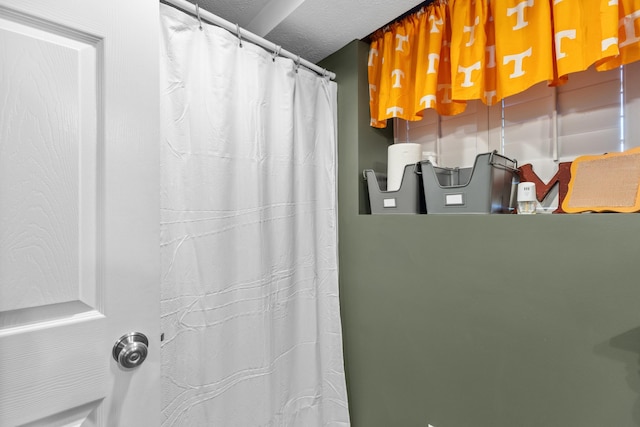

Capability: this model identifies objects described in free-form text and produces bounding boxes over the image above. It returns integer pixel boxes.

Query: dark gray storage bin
[363,164,425,214]
[419,151,519,214]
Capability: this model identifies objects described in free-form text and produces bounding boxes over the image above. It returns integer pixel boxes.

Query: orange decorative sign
[563,147,640,213]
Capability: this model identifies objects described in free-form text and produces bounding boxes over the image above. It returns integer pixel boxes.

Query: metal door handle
[112,332,148,369]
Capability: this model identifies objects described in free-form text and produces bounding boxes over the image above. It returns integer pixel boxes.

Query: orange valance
[368,0,640,128]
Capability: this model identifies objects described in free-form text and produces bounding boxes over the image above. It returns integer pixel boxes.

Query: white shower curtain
[159,4,349,427]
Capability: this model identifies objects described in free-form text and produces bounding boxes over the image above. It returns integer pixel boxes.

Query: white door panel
[0,0,159,425]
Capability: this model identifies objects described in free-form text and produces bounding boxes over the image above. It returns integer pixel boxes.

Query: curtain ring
[236,23,243,48]
[195,3,203,31]
[272,45,281,62]
[295,55,301,73]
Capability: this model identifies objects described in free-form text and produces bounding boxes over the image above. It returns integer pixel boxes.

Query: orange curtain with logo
[369,0,640,128]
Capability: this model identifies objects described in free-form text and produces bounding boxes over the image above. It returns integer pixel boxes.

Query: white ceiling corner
[190,0,425,64]
[246,0,306,37]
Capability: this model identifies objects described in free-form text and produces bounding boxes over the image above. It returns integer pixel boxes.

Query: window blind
[396,64,635,211]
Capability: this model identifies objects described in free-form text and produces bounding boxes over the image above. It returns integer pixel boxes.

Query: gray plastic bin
[363,163,425,214]
[419,151,519,214]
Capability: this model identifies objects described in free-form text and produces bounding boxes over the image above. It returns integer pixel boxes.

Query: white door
[0,0,160,425]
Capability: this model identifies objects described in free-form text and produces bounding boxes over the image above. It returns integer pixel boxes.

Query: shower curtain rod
[161,0,336,80]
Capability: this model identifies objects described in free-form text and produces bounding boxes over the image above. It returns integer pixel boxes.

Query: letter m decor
[518,162,572,213]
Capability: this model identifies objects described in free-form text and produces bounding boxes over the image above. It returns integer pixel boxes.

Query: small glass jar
[517,182,537,214]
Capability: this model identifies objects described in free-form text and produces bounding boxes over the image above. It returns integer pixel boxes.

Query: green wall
[321,40,640,427]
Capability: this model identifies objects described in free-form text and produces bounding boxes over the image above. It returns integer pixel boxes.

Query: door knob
[112,332,149,369]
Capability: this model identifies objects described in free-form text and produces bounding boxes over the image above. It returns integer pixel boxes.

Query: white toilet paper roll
[387,143,422,191]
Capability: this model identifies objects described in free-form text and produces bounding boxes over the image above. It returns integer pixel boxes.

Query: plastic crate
[363,163,424,214]
[419,151,519,214]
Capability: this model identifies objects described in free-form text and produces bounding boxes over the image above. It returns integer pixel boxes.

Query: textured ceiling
[191,0,425,63]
